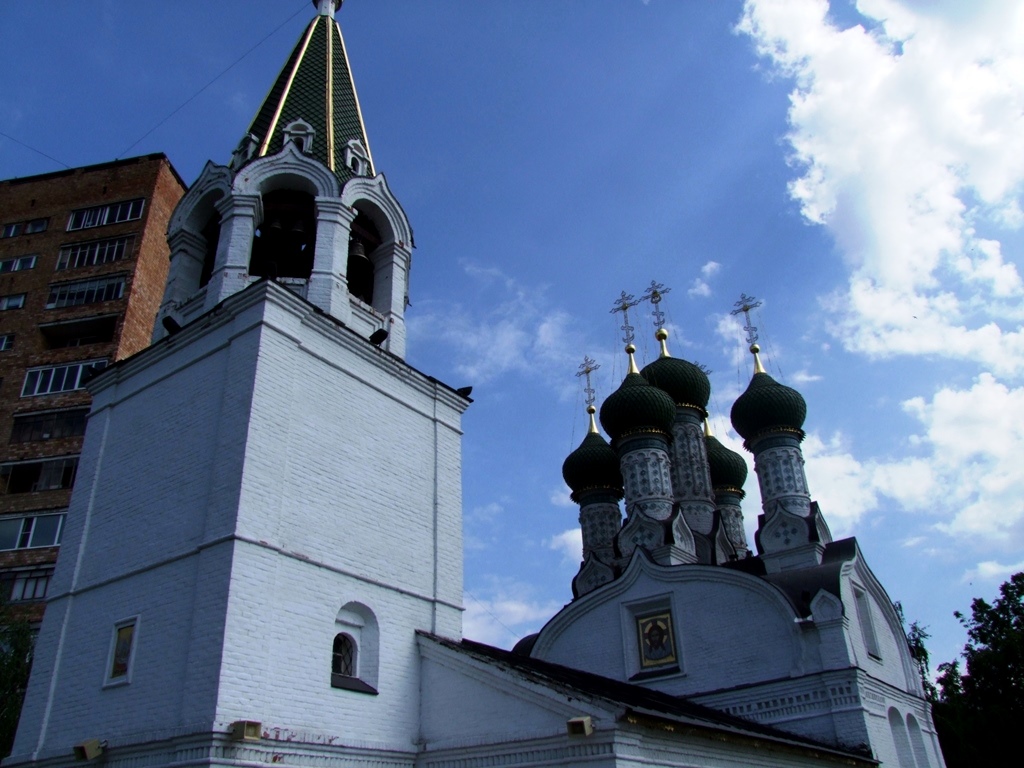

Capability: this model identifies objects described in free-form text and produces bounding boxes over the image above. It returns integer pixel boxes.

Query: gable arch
[341,174,412,249]
[233,142,340,198]
[168,161,232,236]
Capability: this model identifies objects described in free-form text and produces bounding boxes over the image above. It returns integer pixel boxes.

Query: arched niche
[156,162,233,339]
[331,601,379,694]
[249,189,317,280]
[340,177,412,334]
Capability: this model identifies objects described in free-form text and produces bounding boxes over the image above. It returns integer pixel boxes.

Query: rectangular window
[39,315,118,349]
[0,335,13,351]
[0,294,26,310]
[0,513,66,550]
[11,409,89,443]
[46,275,125,309]
[0,254,37,273]
[2,567,55,602]
[0,456,79,493]
[57,235,135,270]
[22,359,107,397]
[106,617,139,684]
[67,199,144,231]
[0,219,47,238]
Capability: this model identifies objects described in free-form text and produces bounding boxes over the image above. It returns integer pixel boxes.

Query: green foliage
[932,571,1024,768]
[894,600,936,702]
[0,597,35,761]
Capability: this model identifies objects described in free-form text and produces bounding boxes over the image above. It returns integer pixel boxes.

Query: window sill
[330,674,378,694]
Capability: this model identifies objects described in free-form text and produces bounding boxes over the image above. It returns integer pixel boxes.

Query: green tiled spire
[245,5,374,184]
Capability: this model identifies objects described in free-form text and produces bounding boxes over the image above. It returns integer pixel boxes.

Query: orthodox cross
[640,280,672,329]
[730,293,762,347]
[610,291,640,345]
[576,356,600,407]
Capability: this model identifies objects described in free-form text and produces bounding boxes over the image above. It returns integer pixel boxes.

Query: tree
[0,597,35,761]
[894,600,936,701]
[931,571,1024,768]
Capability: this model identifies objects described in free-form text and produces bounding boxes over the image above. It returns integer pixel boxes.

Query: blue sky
[3,0,1023,676]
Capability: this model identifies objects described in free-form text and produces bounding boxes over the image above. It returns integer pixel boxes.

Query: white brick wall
[10,282,467,763]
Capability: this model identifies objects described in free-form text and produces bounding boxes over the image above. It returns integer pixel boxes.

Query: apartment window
[22,359,107,397]
[1,218,47,238]
[40,315,118,349]
[0,456,79,493]
[67,199,144,231]
[0,512,66,550]
[11,409,88,443]
[47,275,125,309]
[0,294,25,310]
[0,254,37,273]
[0,335,13,351]
[57,235,135,270]
[106,617,139,684]
[1,567,55,602]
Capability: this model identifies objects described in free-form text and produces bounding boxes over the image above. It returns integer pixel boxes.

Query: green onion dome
[705,433,748,494]
[640,329,710,414]
[730,346,806,444]
[599,346,677,442]
[562,407,624,502]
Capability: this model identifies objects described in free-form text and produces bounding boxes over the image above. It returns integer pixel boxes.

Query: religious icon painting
[636,611,677,669]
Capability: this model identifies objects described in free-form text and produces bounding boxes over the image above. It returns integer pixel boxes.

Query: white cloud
[688,261,723,298]
[549,484,575,508]
[738,0,1024,375]
[547,527,583,566]
[688,279,712,298]
[802,432,879,536]
[462,580,562,648]
[701,261,722,278]
[962,559,1024,583]
[790,370,823,384]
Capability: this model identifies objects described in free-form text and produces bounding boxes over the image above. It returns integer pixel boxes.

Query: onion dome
[640,328,710,414]
[730,344,806,444]
[599,345,676,442]
[562,406,624,502]
[704,421,747,494]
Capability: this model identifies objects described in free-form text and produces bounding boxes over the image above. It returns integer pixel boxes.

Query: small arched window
[330,603,379,695]
[332,633,356,677]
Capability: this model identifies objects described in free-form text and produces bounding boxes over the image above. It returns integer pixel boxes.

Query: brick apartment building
[0,154,184,624]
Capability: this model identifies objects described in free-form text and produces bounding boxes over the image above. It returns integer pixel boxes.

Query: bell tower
[156,0,413,357]
[9,4,468,767]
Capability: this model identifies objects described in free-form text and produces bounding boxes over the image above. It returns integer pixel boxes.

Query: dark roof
[245,13,371,184]
[723,537,859,617]
[421,632,875,765]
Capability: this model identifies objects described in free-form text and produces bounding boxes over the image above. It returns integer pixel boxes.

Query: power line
[117,1,310,159]
[0,130,70,170]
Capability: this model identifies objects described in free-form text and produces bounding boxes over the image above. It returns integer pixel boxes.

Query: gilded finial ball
[586,405,596,415]
[750,343,760,354]
[655,328,668,341]
[626,343,636,354]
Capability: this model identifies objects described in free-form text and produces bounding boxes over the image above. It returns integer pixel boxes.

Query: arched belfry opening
[250,189,317,280]
[198,211,221,288]
[347,210,382,306]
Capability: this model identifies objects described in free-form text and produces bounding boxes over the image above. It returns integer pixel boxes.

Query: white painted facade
[9,282,466,768]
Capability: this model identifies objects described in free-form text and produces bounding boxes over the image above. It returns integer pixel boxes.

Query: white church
[8,3,944,767]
